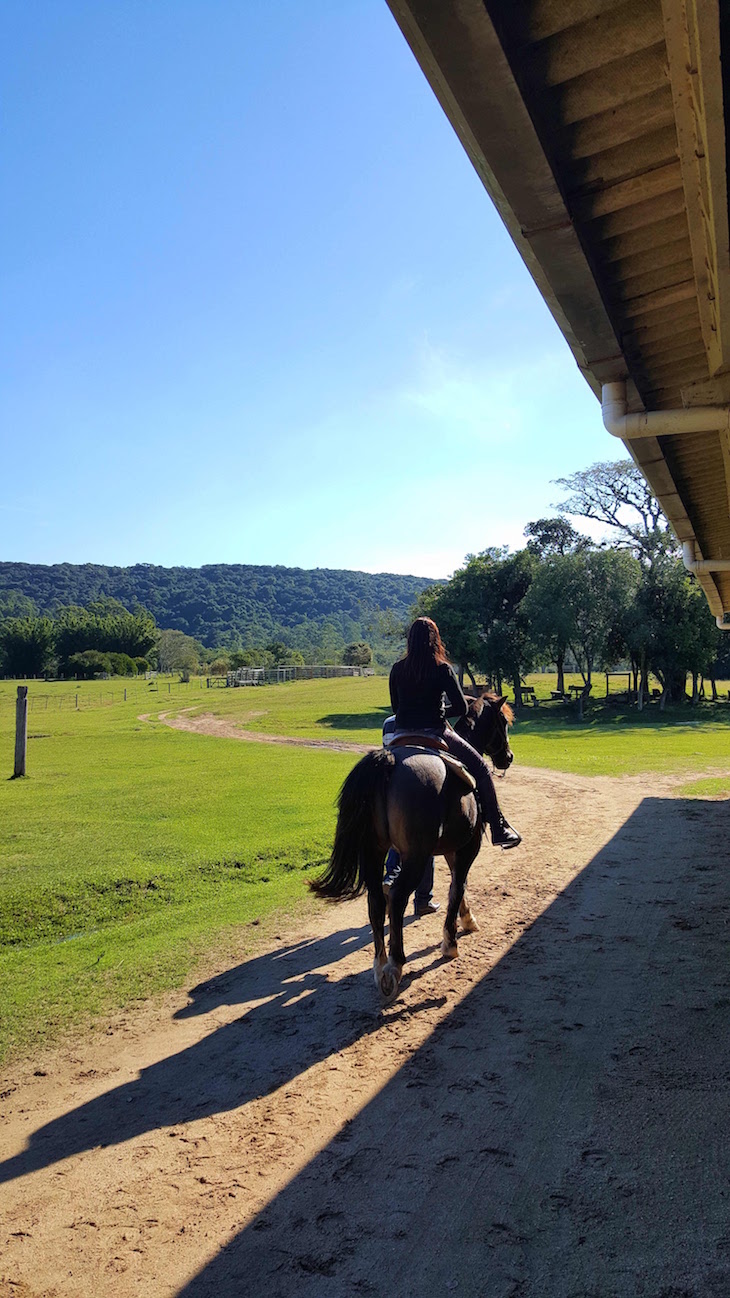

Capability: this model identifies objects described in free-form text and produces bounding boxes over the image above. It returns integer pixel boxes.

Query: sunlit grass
[2,670,729,1063]
[675,775,730,798]
[0,684,352,1061]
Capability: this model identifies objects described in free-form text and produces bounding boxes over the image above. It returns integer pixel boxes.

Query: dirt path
[2,765,729,1297]
[149,710,375,753]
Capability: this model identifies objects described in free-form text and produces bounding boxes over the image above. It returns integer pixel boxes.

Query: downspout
[601,382,730,632]
[601,381,730,439]
[682,543,730,630]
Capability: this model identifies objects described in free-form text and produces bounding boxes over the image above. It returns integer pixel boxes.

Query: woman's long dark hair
[400,616,449,683]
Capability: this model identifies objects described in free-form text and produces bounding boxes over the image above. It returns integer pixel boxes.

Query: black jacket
[389,659,468,731]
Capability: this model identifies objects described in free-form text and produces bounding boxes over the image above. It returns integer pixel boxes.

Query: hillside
[0,561,435,651]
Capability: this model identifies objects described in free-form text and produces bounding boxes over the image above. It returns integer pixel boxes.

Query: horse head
[459,691,514,771]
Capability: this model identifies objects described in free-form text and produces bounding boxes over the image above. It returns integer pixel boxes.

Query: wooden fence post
[14,685,28,778]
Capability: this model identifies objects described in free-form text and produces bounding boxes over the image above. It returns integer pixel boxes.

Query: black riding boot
[475,771,522,849]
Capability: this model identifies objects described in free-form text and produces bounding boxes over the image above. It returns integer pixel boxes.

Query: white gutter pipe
[601,381,730,440]
[682,543,730,630]
[600,382,730,629]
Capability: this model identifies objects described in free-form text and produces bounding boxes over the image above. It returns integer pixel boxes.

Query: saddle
[389,733,477,792]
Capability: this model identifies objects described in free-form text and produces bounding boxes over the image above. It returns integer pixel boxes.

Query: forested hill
[0,562,435,651]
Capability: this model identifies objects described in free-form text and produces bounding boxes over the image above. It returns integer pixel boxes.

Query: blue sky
[2,0,611,579]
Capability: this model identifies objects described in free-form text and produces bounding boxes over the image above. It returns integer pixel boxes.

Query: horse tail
[309,748,395,900]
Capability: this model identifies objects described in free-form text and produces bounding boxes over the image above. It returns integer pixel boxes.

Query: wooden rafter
[661,0,730,376]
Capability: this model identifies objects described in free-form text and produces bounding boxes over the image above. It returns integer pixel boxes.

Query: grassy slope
[2,673,729,1062]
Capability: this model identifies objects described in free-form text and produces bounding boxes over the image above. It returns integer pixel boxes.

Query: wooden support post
[14,685,28,778]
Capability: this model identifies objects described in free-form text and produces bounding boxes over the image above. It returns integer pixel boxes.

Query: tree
[422,549,536,700]
[520,557,578,694]
[342,642,372,666]
[553,460,678,568]
[569,550,640,686]
[67,650,113,679]
[264,642,305,666]
[228,648,260,668]
[107,652,137,676]
[0,591,37,620]
[419,567,490,688]
[523,517,590,557]
[54,603,157,670]
[157,630,201,673]
[474,550,536,702]
[521,549,641,692]
[0,617,55,677]
[637,561,719,706]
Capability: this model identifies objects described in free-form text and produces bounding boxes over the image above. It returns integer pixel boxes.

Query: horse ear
[497,695,509,708]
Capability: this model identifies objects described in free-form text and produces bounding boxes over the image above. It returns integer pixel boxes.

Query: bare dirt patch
[148,709,374,753]
[2,766,729,1296]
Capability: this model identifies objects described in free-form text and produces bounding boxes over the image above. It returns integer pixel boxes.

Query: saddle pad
[389,732,449,752]
[440,753,477,791]
[391,740,477,792]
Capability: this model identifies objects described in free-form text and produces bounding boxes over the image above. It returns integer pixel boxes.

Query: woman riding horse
[311,618,521,1000]
[389,617,521,850]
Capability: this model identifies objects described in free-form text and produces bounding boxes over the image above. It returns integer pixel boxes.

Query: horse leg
[458,888,480,933]
[442,837,481,959]
[367,870,388,990]
[379,856,422,1001]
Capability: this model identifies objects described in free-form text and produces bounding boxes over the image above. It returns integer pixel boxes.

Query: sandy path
[1,765,729,1297]
[149,710,375,753]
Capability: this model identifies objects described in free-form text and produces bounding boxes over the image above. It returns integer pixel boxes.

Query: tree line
[0,560,433,658]
[419,461,728,708]
[0,596,159,679]
[0,593,379,679]
[3,460,726,696]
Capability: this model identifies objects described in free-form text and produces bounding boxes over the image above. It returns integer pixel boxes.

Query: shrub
[67,650,113,679]
[343,641,372,666]
[107,652,137,676]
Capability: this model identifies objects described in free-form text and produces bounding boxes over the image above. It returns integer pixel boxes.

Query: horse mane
[465,690,514,726]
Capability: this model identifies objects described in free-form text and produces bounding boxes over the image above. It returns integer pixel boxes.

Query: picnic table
[568,683,590,698]
[519,685,538,707]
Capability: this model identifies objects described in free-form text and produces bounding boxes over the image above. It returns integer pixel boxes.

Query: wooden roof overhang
[386,0,730,619]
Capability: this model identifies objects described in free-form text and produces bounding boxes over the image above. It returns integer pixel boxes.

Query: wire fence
[1,666,377,711]
[0,677,208,712]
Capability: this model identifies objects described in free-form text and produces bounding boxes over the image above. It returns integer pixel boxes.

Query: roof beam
[661,0,730,374]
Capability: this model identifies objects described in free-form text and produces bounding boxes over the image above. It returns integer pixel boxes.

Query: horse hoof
[372,955,387,989]
[441,936,458,960]
[460,911,480,934]
[379,963,401,1002]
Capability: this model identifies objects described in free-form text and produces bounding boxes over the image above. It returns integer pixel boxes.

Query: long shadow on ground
[317,707,391,731]
[0,925,442,1185]
[177,794,730,1298]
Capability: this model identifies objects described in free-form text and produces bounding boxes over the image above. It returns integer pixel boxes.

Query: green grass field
[161,670,730,778]
[1,671,729,1063]
[0,678,353,1061]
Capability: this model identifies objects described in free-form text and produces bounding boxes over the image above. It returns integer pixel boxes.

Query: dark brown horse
[310,693,514,1000]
